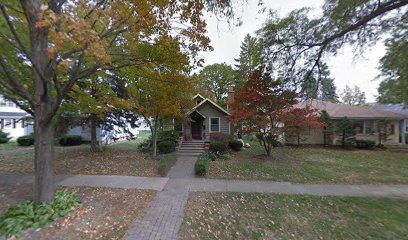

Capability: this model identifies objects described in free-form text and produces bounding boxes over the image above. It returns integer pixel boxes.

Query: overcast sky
[201,0,385,102]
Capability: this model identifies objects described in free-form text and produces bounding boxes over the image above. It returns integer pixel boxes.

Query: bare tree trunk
[323,127,327,146]
[90,114,99,152]
[33,110,55,203]
[152,115,159,158]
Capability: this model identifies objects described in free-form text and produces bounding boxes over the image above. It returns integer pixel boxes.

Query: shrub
[17,135,34,146]
[158,154,177,177]
[0,130,11,144]
[195,152,210,176]
[0,191,80,237]
[228,140,243,151]
[157,140,176,154]
[138,139,152,154]
[356,140,376,149]
[209,141,228,154]
[157,130,180,142]
[210,132,230,143]
[58,135,82,146]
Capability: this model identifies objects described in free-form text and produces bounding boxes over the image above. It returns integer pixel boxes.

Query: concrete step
[177,149,205,153]
[176,152,203,156]
[180,143,206,146]
[178,146,205,149]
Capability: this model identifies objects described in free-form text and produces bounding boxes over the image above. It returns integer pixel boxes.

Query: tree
[335,117,356,148]
[341,85,366,105]
[229,70,297,156]
[125,36,195,158]
[377,118,390,146]
[318,110,334,146]
[301,63,338,102]
[198,63,235,106]
[377,13,408,105]
[259,0,408,87]
[234,34,263,88]
[0,0,228,203]
[282,107,325,146]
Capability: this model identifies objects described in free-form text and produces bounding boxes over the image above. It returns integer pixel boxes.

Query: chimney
[227,85,235,111]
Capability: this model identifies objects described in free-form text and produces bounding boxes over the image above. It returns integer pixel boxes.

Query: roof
[0,112,29,118]
[192,94,205,101]
[187,97,230,116]
[189,110,206,119]
[295,100,407,119]
[370,104,408,117]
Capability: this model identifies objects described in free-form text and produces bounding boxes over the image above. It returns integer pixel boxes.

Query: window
[354,121,364,134]
[8,102,14,108]
[0,100,6,107]
[405,120,408,132]
[4,119,12,128]
[364,120,374,134]
[210,118,220,132]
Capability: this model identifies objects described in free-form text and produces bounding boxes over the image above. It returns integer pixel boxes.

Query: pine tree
[234,34,263,88]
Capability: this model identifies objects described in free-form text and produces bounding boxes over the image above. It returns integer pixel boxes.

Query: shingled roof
[296,100,407,119]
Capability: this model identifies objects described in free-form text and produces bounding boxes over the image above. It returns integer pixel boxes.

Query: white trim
[188,98,230,116]
[192,94,206,101]
[188,110,206,119]
[209,117,221,133]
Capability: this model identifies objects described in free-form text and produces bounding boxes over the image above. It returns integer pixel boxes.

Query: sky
[201,0,386,102]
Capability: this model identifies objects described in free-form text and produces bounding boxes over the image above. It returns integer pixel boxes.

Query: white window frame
[209,117,220,133]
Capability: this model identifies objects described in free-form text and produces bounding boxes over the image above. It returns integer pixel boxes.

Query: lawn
[208,136,408,184]
[0,141,22,151]
[0,130,176,177]
[0,185,155,239]
[179,192,408,240]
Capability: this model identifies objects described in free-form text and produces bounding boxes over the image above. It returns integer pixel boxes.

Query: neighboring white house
[0,95,33,140]
[1,94,141,143]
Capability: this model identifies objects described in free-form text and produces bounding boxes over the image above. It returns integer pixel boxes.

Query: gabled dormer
[192,94,206,106]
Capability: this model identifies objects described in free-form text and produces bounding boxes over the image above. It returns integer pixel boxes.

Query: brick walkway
[124,156,197,240]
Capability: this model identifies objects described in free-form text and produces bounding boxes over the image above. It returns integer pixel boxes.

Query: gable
[195,101,229,117]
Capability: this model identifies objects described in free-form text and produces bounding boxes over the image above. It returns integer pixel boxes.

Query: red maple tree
[228,71,297,156]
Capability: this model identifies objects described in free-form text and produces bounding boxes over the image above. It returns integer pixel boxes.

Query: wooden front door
[191,121,201,140]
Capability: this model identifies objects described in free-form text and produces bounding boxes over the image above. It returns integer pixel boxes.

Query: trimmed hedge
[228,140,243,151]
[158,140,176,154]
[17,135,34,146]
[58,135,82,146]
[209,141,228,154]
[194,152,210,176]
[0,130,11,144]
[356,139,376,149]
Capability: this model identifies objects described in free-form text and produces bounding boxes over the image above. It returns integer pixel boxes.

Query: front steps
[177,140,206,156]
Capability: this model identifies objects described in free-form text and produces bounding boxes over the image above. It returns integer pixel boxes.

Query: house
[0,95,33,140]
[292,100,408,145]
[370,104,408,144]
[0,94,139,143]
[182,91,233,141]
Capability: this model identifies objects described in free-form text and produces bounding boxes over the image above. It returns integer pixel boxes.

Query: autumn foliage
[228,71,297,156]
[229,70,324,155]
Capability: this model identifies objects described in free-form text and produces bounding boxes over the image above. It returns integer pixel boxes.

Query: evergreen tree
[234,34,263,88]
[335,117,356,148]
[0,130,11,144]
[318,110,334,146]
[301,63,338,102]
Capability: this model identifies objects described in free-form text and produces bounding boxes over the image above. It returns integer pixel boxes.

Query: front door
[191,121,201,140]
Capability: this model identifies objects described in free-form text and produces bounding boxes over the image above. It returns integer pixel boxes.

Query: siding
[196,102,230,136]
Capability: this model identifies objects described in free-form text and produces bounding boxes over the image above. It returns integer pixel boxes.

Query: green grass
[208,135,408,184]
[0,141,21,151]
[180,192,408,240]
[158,153,177,177]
